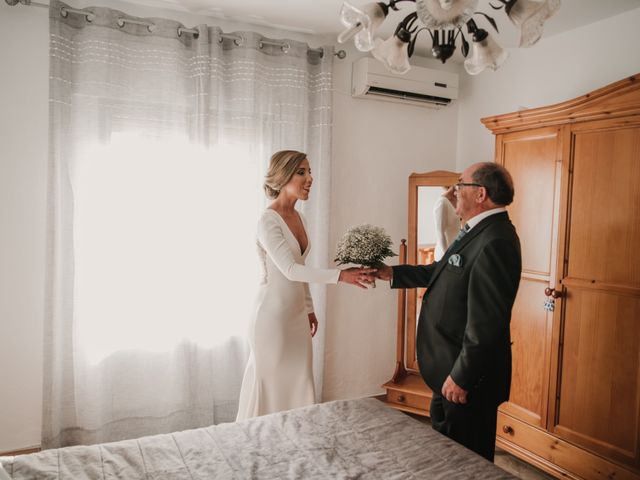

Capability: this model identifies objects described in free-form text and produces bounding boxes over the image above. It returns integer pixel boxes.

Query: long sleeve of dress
[258,212,340,285]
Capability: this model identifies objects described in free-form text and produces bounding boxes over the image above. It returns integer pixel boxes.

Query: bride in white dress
[236,150,373,421]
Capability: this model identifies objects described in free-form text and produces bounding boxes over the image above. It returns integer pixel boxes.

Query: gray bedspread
[1,398,515,479]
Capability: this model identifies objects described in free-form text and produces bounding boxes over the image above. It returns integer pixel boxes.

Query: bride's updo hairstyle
[263,150,308,199]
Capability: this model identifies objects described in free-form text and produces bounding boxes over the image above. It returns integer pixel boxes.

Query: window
[73,134,260,364]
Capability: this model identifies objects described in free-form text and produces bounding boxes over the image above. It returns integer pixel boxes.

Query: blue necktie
[446,223,470,253]
[453,223,470,242]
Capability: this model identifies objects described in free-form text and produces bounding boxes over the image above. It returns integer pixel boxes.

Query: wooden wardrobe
[482,74,640,479]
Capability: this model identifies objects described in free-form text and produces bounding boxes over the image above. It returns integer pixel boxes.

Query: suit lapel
[426,212,509,290]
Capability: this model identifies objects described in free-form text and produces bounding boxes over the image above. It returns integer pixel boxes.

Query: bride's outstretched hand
[338,267,377,289]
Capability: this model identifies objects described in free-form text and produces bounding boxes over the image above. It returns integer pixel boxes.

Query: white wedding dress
[433,195,460,261]
[236,209,339,421]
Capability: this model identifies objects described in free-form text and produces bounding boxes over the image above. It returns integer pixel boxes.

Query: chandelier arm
[453,26,462,42]
[466,18,478,33]
[402,11,419,33]
[387,0,416,12]
[454,26,470,58]
[473,11,499,33]
[459,29,470,57]
[489,0,508,9]
[408,26,428,58]
[466,18,488,42]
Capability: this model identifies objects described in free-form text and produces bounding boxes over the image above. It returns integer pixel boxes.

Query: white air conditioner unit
[351,57,458,108]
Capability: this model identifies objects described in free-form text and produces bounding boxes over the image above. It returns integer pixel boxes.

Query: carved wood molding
[482,74,640,134]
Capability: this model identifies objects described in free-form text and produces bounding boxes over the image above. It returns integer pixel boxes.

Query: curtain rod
[5,0,348,59]
[6,0,48,6]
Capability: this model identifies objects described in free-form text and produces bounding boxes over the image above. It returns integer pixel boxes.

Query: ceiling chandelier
[337,0,560,75]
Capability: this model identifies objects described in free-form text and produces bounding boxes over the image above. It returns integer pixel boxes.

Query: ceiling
[128,0,640,36]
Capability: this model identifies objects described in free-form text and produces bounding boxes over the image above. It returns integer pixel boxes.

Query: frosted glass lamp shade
[464,33,509,75]
[507,0,561,47]
[338,1,388,52]
[371,34,411,75]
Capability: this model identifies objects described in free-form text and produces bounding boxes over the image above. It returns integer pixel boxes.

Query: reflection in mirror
[418,187,460,264]
[415,187,460,340]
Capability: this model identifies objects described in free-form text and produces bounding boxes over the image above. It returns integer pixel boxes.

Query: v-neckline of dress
[267,208,308,256]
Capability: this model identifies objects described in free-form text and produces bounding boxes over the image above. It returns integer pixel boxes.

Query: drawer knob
[502,425,514,435]
[397,394,406,403]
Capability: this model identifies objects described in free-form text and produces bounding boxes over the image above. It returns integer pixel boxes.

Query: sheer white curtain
[44,0,333,448]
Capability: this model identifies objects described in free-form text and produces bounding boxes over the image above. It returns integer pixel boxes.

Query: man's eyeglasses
[454,182,483,192]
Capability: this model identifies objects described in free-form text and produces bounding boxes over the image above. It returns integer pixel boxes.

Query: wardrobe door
[497,126,563,429]
[550,119,640,470]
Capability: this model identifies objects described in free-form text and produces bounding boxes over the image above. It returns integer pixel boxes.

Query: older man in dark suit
[376,162,522,462]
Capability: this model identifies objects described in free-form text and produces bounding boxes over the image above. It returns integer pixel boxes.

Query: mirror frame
[406,170,460,371]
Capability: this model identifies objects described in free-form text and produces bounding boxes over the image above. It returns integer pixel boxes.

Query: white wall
[324,50,460,401]
[0,3,49,453]
[456,7,640,171]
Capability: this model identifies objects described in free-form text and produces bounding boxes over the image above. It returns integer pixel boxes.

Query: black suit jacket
[392,211,521,405]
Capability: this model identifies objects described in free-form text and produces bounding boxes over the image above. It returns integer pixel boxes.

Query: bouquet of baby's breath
[334,224,397,267]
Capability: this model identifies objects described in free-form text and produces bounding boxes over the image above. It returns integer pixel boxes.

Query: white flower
[335,224,397,267]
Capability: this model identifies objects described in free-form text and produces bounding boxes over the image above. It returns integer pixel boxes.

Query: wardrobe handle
[502,425,514,435]
[397,394,406,403]
[544,287,562,299]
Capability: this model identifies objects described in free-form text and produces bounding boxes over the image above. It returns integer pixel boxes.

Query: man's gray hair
[472,162,514,206]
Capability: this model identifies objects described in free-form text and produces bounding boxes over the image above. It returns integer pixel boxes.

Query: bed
[0,398,515,479]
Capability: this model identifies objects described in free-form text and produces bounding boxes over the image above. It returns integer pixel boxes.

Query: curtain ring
[178,27,199,39]
[60,6,95,22]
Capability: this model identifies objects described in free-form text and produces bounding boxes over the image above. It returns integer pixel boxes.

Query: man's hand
[442,375,467,404]
[374,263,393,282]
[443,185,456,208]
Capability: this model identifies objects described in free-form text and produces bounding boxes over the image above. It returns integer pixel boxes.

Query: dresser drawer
[496,412,640,480]
[386,389,430,411]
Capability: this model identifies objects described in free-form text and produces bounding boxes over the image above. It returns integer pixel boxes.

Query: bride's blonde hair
[263,150,308,199]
